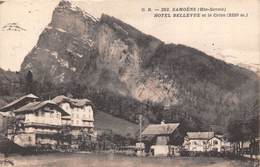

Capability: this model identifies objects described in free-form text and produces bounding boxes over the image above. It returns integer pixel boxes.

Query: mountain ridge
[12,0,259,132]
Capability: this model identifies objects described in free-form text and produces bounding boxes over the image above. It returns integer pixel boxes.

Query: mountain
[19,1,259,132]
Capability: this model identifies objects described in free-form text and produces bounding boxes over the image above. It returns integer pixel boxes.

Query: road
[0,153,258,167]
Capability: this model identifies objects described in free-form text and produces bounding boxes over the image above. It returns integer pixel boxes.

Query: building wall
[13,107,62,147]
[221,140,231,151]
[36,136,57,146]
[12,133,36,147]
[24,127,58,133]
[151,145,172,156]
[187,139,208,152]
[60,102,94,128]
[156,136,169,145]
[24,108,62,126]
[12,132,58,148]
[208,137,222,152]
[184,137,229,152]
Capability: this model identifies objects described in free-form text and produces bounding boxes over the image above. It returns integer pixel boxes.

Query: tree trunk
[237,141,240,157]
[250,138,253,159]
[241,141,244,157]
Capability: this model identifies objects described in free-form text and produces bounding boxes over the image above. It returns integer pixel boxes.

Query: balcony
[35,130,58,135]
[62,116,71,120]
[82,117,93,121]
[24,122,62,129]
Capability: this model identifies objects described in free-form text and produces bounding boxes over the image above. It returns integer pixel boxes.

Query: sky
[0,0,259,71]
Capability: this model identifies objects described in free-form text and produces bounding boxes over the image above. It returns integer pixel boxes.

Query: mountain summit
[20,1,259,129]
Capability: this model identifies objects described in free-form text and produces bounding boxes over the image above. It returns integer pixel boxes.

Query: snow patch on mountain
[70,67,76,72]
[2,23,26,31]
[57,58,69,68]
[55,72,65,82]
[51,51,58,59]
[45,25,67,33]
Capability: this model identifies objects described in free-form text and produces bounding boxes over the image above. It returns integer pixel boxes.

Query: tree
[227,116,259,157]
[227,119,243,156]
[25,71,33,93]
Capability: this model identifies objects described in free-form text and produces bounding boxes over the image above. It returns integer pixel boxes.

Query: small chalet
[183,132,215,152]
[142,121,180,156]
[184,132,231,153]
[208,135,229,152]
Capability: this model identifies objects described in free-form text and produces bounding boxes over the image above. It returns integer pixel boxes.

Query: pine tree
[25,71,33,93]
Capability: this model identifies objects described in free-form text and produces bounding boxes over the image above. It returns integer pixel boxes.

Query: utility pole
[139,114,142,143]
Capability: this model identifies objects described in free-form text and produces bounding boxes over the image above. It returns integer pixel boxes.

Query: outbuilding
[142,121,180,156]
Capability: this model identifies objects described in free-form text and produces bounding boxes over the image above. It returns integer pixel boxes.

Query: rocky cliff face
[21,1,164,101]
[21,1,259,128]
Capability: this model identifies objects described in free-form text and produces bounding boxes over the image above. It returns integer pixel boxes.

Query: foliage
[0,67,258,141]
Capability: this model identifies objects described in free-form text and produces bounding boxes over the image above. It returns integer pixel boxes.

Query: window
[28,136,32,142]
[35,112,39,117]
[193,141,197,145]
[213,140,218,145]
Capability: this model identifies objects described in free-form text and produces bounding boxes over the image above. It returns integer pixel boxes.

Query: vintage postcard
[0,0,259,166]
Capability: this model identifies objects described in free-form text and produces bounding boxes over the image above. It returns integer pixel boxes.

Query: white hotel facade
[52,95,95,148]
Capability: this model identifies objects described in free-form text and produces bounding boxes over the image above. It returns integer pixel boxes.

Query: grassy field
[1,153,258,167]
[94,111,139,138]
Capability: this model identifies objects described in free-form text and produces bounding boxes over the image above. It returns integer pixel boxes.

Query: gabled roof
[208,135,223,141]
[13,100,69,116]
[0,111,13,117]
[0,94,39,112]
[142,123,180,135]
[186,132,215,140]
[52,95,92,107]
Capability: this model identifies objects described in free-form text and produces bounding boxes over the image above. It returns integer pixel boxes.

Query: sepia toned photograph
[0,0,259,166]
